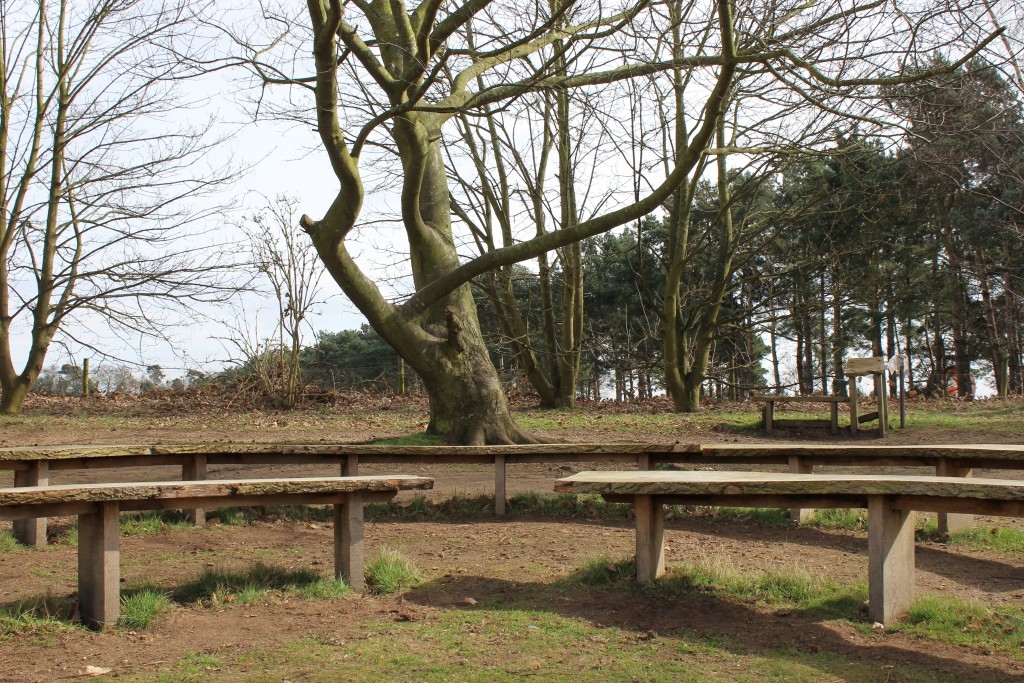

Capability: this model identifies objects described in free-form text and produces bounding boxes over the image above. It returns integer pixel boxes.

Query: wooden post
[181,454,207,525]
[788,456,815,523]
[637,453,653,471]
[397,357,405,396]
[898,359,907,429]
[763,400,774,435]
[875,372,887,437]
[341,454,359,477]
[334,495,364,592]
[78,502,121,630]
[936,458,974,534]
[829,401,839,435]
[849,376,859,435]
[867,495,915,625]
[13,461,49,546]
[634,495,666,582]
[494,454,507,516]
[82,358,90,397]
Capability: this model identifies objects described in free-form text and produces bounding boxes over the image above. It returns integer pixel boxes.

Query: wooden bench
[6,443,1024,544]
[555,470,1024,624]
[0,475,432,629]
[752,395,849,435]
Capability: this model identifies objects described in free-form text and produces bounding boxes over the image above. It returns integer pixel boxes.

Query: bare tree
[247,195,328,407]
[227,0,1000,443]
[0,0,239,413]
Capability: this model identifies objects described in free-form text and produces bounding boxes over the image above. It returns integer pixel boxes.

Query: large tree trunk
[419,303,536,444]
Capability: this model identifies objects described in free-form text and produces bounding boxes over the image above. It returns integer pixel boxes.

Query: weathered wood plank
[0,476,433,507]
[555,471,1024,502]
[847,357,885,374]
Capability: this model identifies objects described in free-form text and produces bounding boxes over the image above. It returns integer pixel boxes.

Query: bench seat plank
[554,470,1024,502]
[0,475,432,507]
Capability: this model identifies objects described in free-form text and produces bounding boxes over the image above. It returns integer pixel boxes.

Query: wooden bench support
[788,456,815,523]
[494,455,507,516]
[12,461,48,546]
[867,495,915,624]
[936,458,974,534]
[78,502,120,630]
[334,496,364,592]
[635,495,666,582]
[181,454,207,526]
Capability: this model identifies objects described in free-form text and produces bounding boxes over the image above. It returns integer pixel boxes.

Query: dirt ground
[2,398,1024,681]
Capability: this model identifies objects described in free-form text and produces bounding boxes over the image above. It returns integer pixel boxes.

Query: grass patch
[943,526,1024,555]
[119,587,174,629]
[0,531,21,553]
[296,577,352,600]
[366,432,444,446]
[658,557,868,621]
[805,508,868,531]
[703,506,791,527]
[120,510,193,536]
[567,555,636,586]
[176,563,328,607]
[365,546,422,595]
[0,593,79,640]
[890,595,1024,655]
[507,492,630,519]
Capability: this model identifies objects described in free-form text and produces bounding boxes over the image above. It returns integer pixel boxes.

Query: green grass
[0,593,79,641]
[120,511,193,536]
[567,555,636,586]
[890,595,1024,655]
[516,408,761,435]
[657,557,868,621]
[944,526,1024,555]
[366,432,445,446]
[119,587,174,629]
[805,508,868,531]
[0,531,21,553]
[365,546,422,595]
[507,491,631,519]
[176,563,334,607]
[703,506,791,526]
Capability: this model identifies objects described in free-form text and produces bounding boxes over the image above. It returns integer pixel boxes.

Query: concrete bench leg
[868,495,915,625]
[182,454,207,526]
[335,495,364,592]
[13,461,49,546]
[78,502,120,630]
[936,458,974,535]
[494,455,506,516]
[634,495,665,583]
[788,456,815,523]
